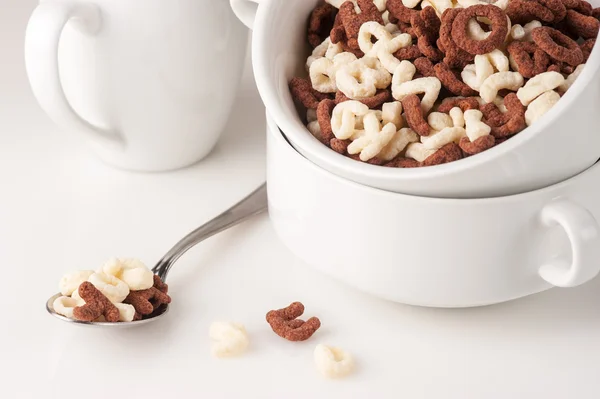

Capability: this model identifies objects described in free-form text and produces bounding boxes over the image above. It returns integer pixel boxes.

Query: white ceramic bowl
[266,112,600,307]
[234,0,600,198]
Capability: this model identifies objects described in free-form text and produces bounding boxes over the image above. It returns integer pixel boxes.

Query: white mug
[25,0,248,172]
[233,0,600,198]
[266,112,600,307]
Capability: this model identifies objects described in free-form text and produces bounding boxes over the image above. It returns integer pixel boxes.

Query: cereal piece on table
[451,5,509,55]
[266,302,321,342]
[88,272,129,304]
[480,93,526,137]
[525,90,560,126]
[336,57,391,99]
[479,71,524,103]
[53,296,78,318]
[411,7,444,62]
[459,135,496,155]
[531,26,583,66]
[347,113,398,161]
[314,344,355,379]
[384,156,421,167]
[123,276,171,317]
[463,109,491,141]
[516,71,565,105]
[290,77,331,109]
[401,94,431,136]
[330,100,370,140]
[209,322,250,358]
[308,3,338,48]
[439,8,474,69]
[379,127,419,160]
[507,41,550,78]
[421,142,463,166]
[558,63,585,93]
[73,282,120,322]
[437,96,480,113]
[59,270,94,296]
[310,52,358,94]
[506,0,555,25]
[565,9,600,39]
[434,63,478,96]
[405,142,437,162]
[449,106,465,127]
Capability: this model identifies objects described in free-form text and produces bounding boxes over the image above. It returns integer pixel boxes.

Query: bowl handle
[538,199,600,287]
[230,0,261,30]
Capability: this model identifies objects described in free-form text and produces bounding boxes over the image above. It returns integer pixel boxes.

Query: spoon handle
[152,183,268,281]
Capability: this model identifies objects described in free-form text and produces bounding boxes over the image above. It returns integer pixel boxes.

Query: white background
[1,0,599,398]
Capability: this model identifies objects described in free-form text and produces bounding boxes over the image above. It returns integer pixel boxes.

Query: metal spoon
[46,183,268,328]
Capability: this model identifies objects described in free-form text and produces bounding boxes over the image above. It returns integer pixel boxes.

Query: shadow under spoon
[46,183,268,328]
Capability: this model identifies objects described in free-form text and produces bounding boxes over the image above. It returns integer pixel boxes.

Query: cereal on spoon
[292,0,599,167]
[53,258,171,323]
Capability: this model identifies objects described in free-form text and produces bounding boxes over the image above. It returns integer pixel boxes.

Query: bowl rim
[266,110,600,204]
[253,0,600,184]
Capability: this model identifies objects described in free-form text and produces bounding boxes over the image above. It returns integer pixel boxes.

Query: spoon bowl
[46,183,268,327]
[46,293,169,328]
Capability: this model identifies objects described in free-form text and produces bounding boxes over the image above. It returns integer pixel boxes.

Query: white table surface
[2,1,600,398]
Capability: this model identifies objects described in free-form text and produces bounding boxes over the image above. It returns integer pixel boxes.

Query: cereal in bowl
[290,0,598,167]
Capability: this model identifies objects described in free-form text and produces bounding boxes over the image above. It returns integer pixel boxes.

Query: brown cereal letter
[317,99,337,143]
[437,97,480,113]
[434,63,478,96]
[480,93,526,138]
[411,7,444,62]
[507,41,551,78]
[266,302,321,342]
[387,0,418,24]
[565,9,600,39]
[384,157,421,168]
[290,77,330,110]
[421,142,463,166]
[451,5,509,55]
[506,0,555,24]
[531,26,584,66]
[73,282,120,323]
[308,3,338,48]
[439,9,474,68]
[401,94,431,136]
[335,89,392,108]
[124,277,172,316]
[414,57,436,77]
[459,135,496,155]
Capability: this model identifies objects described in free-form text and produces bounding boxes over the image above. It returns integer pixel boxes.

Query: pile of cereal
[291,0,598,167]
[53,258,171,323]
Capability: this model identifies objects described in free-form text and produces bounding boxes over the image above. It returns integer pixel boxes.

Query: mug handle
[538,199,600,287]
[230,0,261,30]
[24,2,123,149]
